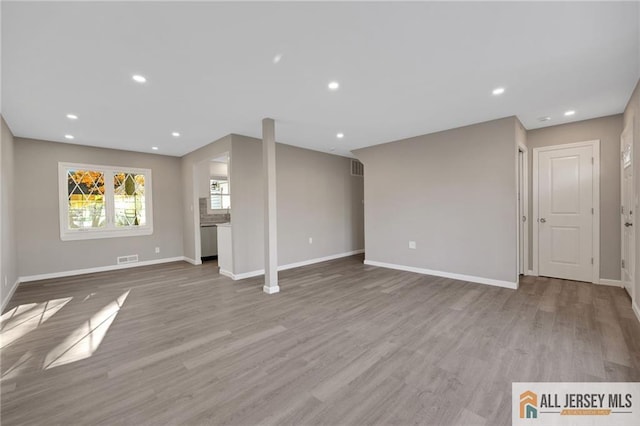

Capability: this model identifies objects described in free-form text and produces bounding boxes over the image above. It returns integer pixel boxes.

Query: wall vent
[351,159,364,177]
[117,254,139,265]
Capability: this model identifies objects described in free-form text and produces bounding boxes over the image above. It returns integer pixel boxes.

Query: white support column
[262,118,279,294]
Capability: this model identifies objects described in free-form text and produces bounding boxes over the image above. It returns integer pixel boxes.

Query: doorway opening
[193,152,230,264]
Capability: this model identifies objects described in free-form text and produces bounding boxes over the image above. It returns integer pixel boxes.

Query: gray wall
[1,117,18,309]
[196,161,211,199]
[230,134,365,274]
[526,114,623,280]
[180,135,232,262]
[516,119,527,149]
[354,117,518,284]
[229,135,265,274]
[277,142,364,265]
[14,138,184,277]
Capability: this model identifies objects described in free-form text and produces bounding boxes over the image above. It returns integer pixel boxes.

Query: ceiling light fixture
[538,116,551,122]
[66,114,78,120]
[132,74,147,83]
[172,132,180,137]
[328,81,340,91]
[64,134,74,140]
[336,133,344,139]
[152,146,159,150]
[492,87,505,95]
[564,110,576,116]
[273,54,283,64]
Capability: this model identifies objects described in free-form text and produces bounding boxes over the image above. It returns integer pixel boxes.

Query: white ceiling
[2,1,639,158]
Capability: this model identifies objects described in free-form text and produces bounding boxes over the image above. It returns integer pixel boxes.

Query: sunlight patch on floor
[0,298,73,349]
[1,350,34,381]
[43,290,130,369]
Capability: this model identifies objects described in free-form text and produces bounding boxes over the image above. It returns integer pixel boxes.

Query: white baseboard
[220,268,268,281]
[1,278,21,313]
[598,279,623,287]
[219,269,234,279]
[224,249,365,281]
[232,270,265,280]
[363,259,518,290]
[633,301,640,325]
[19,256,189,283]
[280,249,364,272]
[182,257,201,266]
[263,285,280,294]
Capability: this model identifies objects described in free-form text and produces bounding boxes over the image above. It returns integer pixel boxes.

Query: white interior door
[537,144,595,282]
[621,124,634,297]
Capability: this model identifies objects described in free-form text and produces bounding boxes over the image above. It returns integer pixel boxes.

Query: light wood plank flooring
[2,255,640,425]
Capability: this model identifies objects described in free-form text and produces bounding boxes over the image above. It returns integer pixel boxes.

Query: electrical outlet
[308,237,313,244]
[408,241,416,249]
[155,247,160,254]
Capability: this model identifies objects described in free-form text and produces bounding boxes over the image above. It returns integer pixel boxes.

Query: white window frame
[209,178,231,213]
[58,162,153,241]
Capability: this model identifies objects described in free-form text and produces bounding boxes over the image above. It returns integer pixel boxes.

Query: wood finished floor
[2,255,640,425]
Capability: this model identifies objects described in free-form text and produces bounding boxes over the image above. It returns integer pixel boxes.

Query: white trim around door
[517,143,529,278]
[621,119,635,299]
[532,140,600,283]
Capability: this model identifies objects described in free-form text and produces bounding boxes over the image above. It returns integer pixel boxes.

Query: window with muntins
[210,179,230,210]
[59,162,153,240]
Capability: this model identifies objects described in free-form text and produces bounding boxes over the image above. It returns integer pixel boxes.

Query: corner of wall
[1,115,19,311]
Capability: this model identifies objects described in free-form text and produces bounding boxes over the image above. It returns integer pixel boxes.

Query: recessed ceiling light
[152,146,159,150]
[64,134,74,140]
[564,110,576,116]
[66,114,78,120]
[538,116,551,122]
[273,54,283,64]
[328,81,340,91]
[132,74,147,83]
[492,87,505,96]
[172,132,180,137]
[336,133,344,139]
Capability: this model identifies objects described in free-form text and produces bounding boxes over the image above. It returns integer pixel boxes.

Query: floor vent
[117,254,139,265]
[351,159,364,177]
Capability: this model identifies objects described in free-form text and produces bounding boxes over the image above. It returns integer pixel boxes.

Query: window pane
[114,172,146,227]
[210,179,230,209]
[221,195,231,209]
[211,195,222,209]
[67,170,106,229]
[211,195,231,209]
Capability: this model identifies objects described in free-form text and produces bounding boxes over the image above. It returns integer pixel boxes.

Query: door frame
[532,140,600,283]
[191,152,232,265]
[517,143,529,277]
[621,121,634,299]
